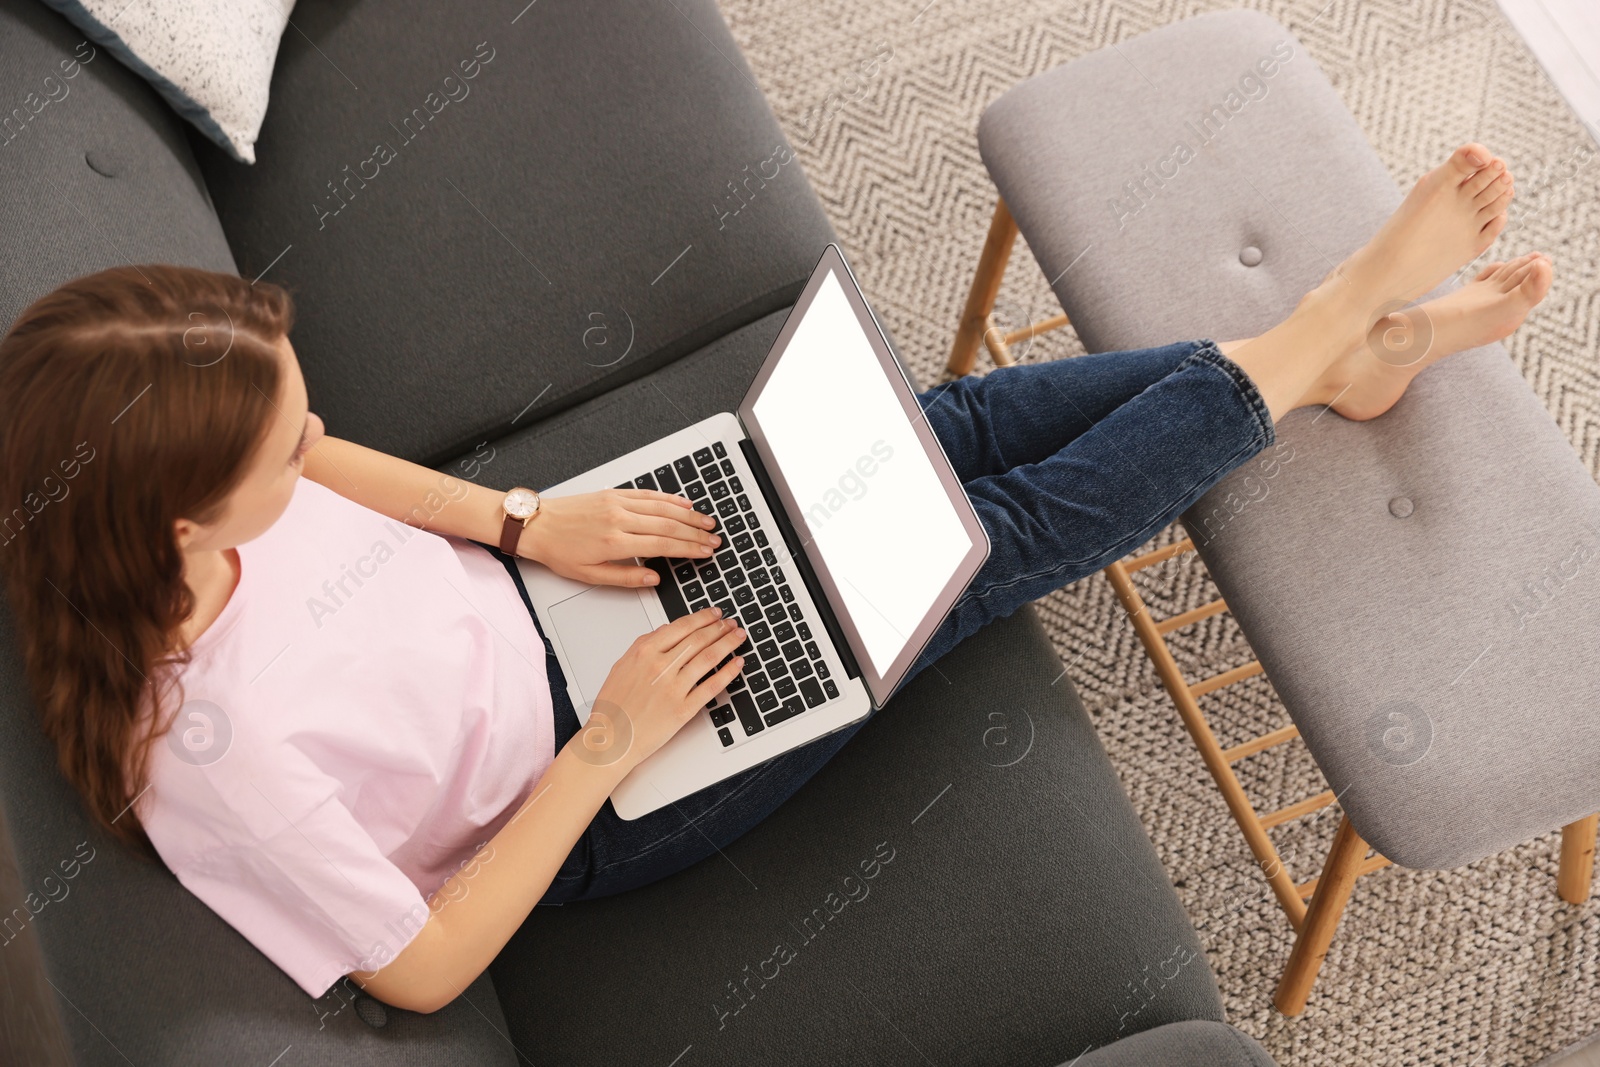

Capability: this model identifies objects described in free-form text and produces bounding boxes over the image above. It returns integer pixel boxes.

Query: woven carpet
[718,1,1600,1064]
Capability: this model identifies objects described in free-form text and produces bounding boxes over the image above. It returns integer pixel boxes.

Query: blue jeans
[487,338,1274,905]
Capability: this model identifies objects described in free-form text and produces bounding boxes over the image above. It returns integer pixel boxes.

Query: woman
[0,144,1545,1012]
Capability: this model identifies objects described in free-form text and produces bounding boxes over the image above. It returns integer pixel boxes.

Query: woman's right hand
[574,606,747,775]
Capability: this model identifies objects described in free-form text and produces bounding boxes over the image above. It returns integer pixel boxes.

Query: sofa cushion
[0,0,236,332]
[445,312,1225,1066]
[977,8,1600,870]
[1069,1020,1277,1067]
[192,0,837,466]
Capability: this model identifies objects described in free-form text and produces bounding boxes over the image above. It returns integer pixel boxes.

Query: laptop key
[798,623,812,641]
[771,567,785,584]
[683,481,706,500]
[716,599,736,619]
[720,458,735,477]
[643,559,688,619]
[746,513,760,528]
[636,471,658,492]
[709,481,730,501]
[754,529,768,547]
[774,676,797,698]
[674,457,697,485]
[765,697,806,727]
[700,464,721,484]
[706,581,728,601]
[799,678,826,708]
[699,563,719,581]
[757,640,779,661]
[763,548,777,567]
[731,691,763,735]
[718,727,734,747]
[739,550,761,571]
[755,689,779,712]
[756,586,778,607]
[740,604,763,625]
[774,621,795,643]
[711,704,735,726]
[713,441,727,458]
[729,675,746,691]
[788,604,803,622]
[748,620,771,642]
[690,599,709,613]
[816,661,831,680]
[780,585,795,604]
[654,465,680,493]
[765,604,787,624]
[805,641,820,659]
[823,679,839,699]
[734,533,754,552]
[693,446,714,467]
[736,494,751,511]
[723,567,744,587]
[716,498,738,518]
[749,568,770,588]
[746,671,769,691]
[791,659,813,680]
[682,580,704,601]
[781,639,802,661]
[673,562,696,583]
[723,514,747,534]
[729,476,743,494]
[733,586,755,605]
[767,657,789,679]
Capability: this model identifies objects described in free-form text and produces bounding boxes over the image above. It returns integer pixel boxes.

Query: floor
[1495,0,1600,135]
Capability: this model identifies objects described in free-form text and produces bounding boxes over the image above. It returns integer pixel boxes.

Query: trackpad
[548,585,655,710]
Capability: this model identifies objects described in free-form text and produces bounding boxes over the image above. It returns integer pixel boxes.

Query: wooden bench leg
[1559,814,1598,904]
[1274,816,1367,1015]
[947,198,1018,377]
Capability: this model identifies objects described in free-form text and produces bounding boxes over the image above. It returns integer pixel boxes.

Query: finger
[651,618,739,687]
[645,604,727,652]
[617,510,721,548]
[620,497,719,532]
[614,489,700,510]
[685,654,747,712]
[678,625,748,691]
[619,534,721,561]
[579,562,662,588]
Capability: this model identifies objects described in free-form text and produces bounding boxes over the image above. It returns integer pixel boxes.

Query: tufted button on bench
[947,9,1600,1015]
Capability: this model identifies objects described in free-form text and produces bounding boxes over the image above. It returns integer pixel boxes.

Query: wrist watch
[499,487,541,556]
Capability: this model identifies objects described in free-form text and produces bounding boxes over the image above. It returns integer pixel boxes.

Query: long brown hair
[0,265,293,853]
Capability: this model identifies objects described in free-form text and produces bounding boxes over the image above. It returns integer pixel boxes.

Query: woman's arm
[350,606,749,1014]
[302,435,510,549]
[301,435,722,585]
[351,738,627,1013]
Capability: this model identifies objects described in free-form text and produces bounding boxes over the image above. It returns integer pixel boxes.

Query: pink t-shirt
[137,476,556,999]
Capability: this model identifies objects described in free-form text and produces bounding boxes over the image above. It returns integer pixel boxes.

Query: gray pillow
[37,0,296,163]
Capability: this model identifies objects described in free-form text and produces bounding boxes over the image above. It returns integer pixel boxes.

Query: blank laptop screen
[749,269,974,675]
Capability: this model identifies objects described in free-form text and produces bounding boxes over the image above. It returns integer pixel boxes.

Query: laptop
[517,244,990,819]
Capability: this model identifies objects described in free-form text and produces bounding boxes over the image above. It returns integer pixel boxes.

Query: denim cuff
[1182,339,1276,449]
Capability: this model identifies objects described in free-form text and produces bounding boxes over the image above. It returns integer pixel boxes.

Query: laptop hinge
[738,436,862,684]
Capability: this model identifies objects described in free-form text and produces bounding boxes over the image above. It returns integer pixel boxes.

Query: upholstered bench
[949,9,1600,1014]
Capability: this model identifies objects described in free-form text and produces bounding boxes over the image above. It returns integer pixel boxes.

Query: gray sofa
[0,1,1276,1064]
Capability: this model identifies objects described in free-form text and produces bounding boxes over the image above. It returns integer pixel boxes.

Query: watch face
[505,487,540,520]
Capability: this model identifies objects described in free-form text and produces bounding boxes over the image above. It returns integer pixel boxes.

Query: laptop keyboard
[616,440,842,748]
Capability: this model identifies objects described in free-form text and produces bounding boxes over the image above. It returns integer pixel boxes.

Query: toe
[1522,257,1554,304]
[1464,159,1507,198]
[1474,260,1505,283]
[1479,211,1509,247]
[1474,169,1513,206]
[1449,143,1492,180]
[1477,185,1514,221]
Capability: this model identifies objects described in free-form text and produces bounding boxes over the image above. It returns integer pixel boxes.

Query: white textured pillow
[38,0,297,163]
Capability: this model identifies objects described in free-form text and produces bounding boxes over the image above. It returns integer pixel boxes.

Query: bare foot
[1323,144,1515,312]
[1306,251,1552,421]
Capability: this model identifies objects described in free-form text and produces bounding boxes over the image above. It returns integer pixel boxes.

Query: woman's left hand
[516,489,721,587]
